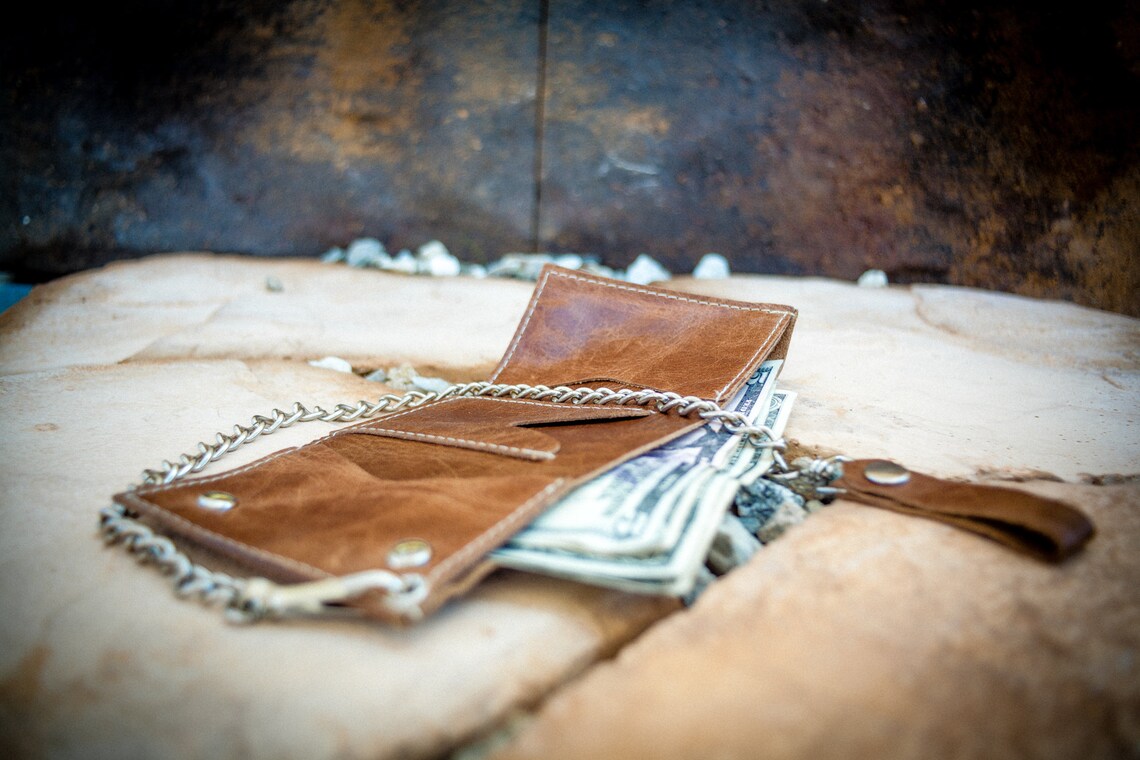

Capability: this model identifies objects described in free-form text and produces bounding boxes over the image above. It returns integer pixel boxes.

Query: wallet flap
[491,266,797,402]
[119,441,568,591]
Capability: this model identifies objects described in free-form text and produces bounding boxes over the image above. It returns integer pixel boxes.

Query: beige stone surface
[1,255,1137,759]
[0,253,535,377]
[492,482,1140,760]
[669,276,1139,481]
[490,277,1140,760]
[0,256,672,760]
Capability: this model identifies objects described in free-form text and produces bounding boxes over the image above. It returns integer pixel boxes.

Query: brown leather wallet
[115,266,798,623]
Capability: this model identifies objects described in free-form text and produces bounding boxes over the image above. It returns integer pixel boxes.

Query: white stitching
[490,269,554,381]
[347,395,649,458]
[548,270,794,315]
[428,479,566,584]
[141,395,644,492]
[489,268,795,398]
[343,394,653,424]
[712,312,791,400]
[357,428,554,460]
[458,396,645,412]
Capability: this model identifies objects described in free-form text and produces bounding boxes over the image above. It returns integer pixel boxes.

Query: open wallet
[106,265,1094,625]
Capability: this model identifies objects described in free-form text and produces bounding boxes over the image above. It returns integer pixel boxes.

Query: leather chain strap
[99,381,837,622]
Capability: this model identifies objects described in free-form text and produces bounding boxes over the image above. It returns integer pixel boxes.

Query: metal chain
[99,381,793,622]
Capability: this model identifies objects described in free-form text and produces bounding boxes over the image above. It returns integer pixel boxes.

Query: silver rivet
[864,460,911,486]
[197,490,238,511]
[388,539,432,569]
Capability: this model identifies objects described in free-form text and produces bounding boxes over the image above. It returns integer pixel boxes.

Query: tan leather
[837,460,1095,562]
[116,266,797,622]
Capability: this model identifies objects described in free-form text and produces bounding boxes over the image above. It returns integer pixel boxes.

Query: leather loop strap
[836,460,1095,562]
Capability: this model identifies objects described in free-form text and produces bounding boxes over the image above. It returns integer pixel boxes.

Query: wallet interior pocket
[333,396,657,464]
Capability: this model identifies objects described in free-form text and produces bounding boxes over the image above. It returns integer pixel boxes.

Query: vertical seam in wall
[530,0,550,253]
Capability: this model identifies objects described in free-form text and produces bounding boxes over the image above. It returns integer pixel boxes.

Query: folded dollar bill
[493,361,794,596]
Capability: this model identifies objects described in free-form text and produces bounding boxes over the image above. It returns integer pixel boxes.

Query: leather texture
[837,459,1095,562]
[116,266,797,622]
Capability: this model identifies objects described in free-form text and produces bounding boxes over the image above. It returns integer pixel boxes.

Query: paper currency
[493,467,741,595]
[718,389,797,485]
[506,360,782,556]
[493,360,793,596]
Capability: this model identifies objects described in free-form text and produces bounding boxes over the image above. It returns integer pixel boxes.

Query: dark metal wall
[3,1,1137,314]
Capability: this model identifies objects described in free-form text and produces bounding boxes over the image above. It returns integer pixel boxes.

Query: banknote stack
[492,360,795,597]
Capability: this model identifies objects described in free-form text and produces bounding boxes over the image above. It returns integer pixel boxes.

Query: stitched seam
[490,268,554,381]
[361,428,554,460]
[456,396,650,415]
[548,270,794,315]
[349,396,464,427]
[490,268,794,394]
[713,312,790,401]
[345,396,647,455]
[468,396,624,410]
[135,393,635,522]
[427,479,566,584]
[330,396,620,430]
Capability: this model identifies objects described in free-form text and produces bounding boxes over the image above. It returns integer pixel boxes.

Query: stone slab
[1,255,1137,759]
[492,480,1140,760]
[670,276,1139,482]
[486,276,1140,759]
[0,257,672,759]
[0,254,535,377]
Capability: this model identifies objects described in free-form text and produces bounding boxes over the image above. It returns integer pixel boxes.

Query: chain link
[99,382,795,622]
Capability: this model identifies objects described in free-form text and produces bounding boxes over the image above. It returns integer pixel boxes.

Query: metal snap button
[197,490,238,511]
[864,460,911,486]
[388,539,432,569]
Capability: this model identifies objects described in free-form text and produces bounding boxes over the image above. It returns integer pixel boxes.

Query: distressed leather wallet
[114,266,798,623]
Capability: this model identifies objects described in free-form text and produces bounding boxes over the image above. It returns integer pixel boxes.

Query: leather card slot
[334,396,654,461]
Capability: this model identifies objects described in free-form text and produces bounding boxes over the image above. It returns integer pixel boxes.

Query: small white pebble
[381,363,451,392]
[417,239,450,260]
[420,243,461,276]
[410,374,452,393]
[384,363,419,389]
[692,253,731,279]
[345,238,389,267]
[308,356,354,373]
[553,254,584,269]
[388,250,418,274]
[857,269,888,287]
[425,256,460,277]
[624,253,671,285]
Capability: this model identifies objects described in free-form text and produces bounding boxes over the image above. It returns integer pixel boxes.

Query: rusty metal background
[2,1,1137,314]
